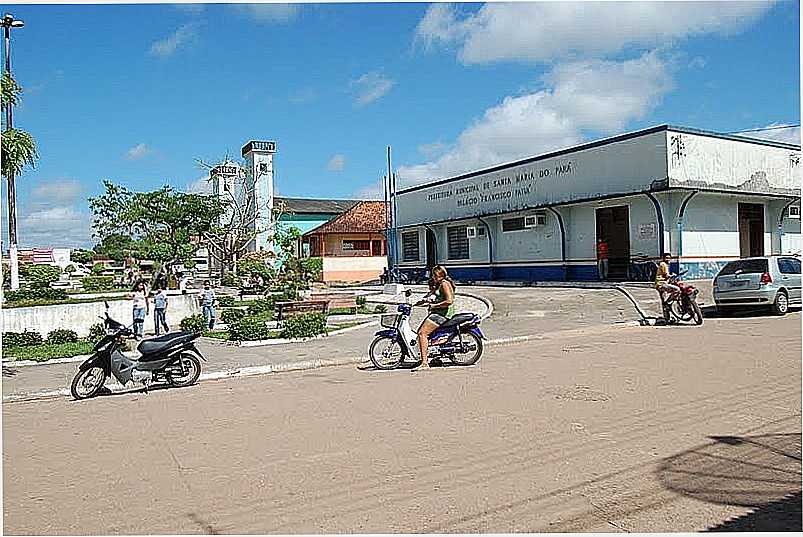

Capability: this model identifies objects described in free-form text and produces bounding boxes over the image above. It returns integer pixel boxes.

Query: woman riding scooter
[414,265,455,369]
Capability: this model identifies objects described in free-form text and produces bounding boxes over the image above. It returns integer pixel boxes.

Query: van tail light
[760,272,772,285]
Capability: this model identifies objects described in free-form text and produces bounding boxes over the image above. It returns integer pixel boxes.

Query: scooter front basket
[381,314,401,328]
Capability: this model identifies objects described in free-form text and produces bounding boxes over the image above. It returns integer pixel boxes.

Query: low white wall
[322,256,387,282]
[2,293,200,338]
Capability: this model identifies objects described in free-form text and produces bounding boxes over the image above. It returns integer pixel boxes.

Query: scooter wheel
[369,336,404,370]
[449,332,483,366]
[71,367,106,400]
[166,352,202,387]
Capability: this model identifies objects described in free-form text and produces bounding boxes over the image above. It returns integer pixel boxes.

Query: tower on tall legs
[241,140,276,254]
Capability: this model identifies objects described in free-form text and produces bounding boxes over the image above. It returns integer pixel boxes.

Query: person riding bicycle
[414,265,455,369]
[655,252,680,307]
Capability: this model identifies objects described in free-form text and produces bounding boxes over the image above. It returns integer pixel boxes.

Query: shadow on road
[2,366,18,377]
[657,431,802,532]
[703,305,801,319]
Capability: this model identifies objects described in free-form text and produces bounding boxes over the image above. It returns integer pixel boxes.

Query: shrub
[300,257,323,282]
[88,322,106,343]
[280,312,327,340]
[356,296,367,306]
[374,304,387,313]
[221,272,242,288]
[81,276,116,292]
[229,316,272,341]
[2,262,9,288]
[217,295,236,308]
[47,329,79,344]
[91,263,105,275]
[70,249,95,265]
[5,287,69,303]
[180,314,207,334]
[20,264,61,288]
[64,264,76,274]
[220,307,247,325]
[247,298,274,317]
[3,330,44,348]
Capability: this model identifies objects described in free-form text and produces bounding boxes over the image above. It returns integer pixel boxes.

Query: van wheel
[772,291,788,316]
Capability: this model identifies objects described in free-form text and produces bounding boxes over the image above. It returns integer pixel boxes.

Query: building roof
[397,124,802,195]
[275,197,361,214]
[304,201,388,235]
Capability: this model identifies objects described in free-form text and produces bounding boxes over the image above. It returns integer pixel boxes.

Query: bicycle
[629,254,658,282]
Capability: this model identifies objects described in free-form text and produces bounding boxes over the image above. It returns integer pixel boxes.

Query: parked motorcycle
[70,303,207,400]
[660,271,704,325]
[369,290,485,369]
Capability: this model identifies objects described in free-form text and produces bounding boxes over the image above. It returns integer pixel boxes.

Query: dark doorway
[425,229,438,269]
[371,240,383,256]
[596,205,631,280]
[739,203,765,257]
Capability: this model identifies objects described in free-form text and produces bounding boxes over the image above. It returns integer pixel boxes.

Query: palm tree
[1,71,38,289]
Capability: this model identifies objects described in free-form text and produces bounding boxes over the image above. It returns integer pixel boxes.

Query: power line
[724,124,800,134]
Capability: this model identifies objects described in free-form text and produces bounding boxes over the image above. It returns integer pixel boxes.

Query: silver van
[713,256,801,315]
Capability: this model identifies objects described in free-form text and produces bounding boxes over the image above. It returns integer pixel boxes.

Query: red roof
[304,201,388,235]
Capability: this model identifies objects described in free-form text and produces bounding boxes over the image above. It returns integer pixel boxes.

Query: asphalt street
[3,305,799,534]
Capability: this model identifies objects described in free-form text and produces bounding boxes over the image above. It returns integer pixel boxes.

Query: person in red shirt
[597,238,609,280]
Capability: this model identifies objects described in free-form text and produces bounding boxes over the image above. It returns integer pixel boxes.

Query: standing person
[199,280,216,330]
[597,238,609,280]
[131,280,149,341]
[153,285,169,336]
[415,265,455,370]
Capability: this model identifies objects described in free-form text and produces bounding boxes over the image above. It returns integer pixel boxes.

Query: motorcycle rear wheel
[166,353,201,387]
[449,332,483,366]
[369,336,404,370]
[671,297,694,322]
[71,367,106,400]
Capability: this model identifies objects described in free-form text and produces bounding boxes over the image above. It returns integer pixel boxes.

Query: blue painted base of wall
[678,261,729,280]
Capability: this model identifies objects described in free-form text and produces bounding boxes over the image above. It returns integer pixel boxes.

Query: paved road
[1,286,649,400]
[3,309,799,534]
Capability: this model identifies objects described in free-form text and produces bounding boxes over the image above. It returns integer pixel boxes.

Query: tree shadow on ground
[657,431,802,531]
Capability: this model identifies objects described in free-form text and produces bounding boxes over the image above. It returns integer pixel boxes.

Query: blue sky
[1,1,800,248]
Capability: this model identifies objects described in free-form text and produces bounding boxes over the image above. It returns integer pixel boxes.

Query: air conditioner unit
[524,216,538,228]
[536,213,547,226]
[466,226,478,238]
[789,206,800,219]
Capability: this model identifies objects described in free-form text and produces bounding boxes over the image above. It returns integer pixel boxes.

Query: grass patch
[4,295,130,308]
[329,321,369,331]
[4,340,94,361]
[328,305,374,316]
[203,331,231,341]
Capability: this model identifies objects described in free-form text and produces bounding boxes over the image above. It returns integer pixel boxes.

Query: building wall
[322,256,387,283]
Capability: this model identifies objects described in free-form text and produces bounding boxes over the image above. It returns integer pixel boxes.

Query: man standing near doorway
[597,238,609,280]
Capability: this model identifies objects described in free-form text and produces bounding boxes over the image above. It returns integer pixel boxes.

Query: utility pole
[2,13,25,290]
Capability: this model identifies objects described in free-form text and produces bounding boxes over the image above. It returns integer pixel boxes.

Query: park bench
[311,292,358,314]
[275,300,330,322]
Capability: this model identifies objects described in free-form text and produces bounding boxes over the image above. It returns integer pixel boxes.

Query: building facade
[303,201,388,283]
[393,125,801,281]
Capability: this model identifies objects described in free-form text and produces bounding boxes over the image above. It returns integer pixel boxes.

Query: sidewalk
[1,285,654,401]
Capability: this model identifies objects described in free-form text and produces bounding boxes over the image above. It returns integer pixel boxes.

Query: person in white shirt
[130,280,150,340]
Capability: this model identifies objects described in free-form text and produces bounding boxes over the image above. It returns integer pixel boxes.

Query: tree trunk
[7,173,19,289]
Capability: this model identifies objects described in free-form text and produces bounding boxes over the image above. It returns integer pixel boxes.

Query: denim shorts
[425,313,448,325]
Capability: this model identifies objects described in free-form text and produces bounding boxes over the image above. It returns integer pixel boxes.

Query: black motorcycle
[70,303,207,400]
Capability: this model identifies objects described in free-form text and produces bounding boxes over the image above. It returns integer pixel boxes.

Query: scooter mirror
[404,290,412,297]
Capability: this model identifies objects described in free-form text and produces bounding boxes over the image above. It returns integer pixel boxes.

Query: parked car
[713,256,801,316]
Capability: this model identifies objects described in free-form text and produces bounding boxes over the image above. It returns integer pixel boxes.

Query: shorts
[425,313,448,325]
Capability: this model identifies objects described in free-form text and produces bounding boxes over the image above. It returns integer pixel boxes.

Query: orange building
[303,201,388,283]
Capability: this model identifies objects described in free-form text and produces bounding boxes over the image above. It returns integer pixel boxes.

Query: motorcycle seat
[438,313,476,330]
[138,331,194,357]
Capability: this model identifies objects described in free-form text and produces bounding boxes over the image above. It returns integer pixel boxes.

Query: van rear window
[718,259,768,275]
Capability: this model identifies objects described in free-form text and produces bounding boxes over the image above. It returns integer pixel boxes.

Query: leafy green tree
[1,73,39,289]
[92,233,139,262]
[19,264,60,288]
[70,249,95,265]
[89,181,223,286]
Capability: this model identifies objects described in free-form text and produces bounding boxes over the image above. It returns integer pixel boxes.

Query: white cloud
[32,179,82,202]
[351,72,395,107]
[126,143,152,160]
[353,182,384,201]
[236,4,300,24]
[326,154,346,172]
[416,2,773,64]
[17,205,93,248]
[149,22,201,58]
[174,4,205,14]
[397,52,672,187]
[748,124,801,146]
[418,141,448,159]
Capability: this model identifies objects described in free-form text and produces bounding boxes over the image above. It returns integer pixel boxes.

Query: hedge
[4,287,68,303]
[280,313,327,340]
[228,315,272,341]
[3,330,44,348]
[180,314,207,334]
[81,276,116,292]
[47,329,79,344]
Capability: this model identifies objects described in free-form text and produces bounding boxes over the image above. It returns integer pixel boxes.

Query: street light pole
[2,13,24,290]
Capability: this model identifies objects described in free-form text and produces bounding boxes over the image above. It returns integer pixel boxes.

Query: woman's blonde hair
[432,265,448,280]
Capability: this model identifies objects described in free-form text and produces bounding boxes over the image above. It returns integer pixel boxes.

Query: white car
[713,256,801,315]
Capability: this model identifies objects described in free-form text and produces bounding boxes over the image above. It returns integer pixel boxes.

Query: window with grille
[501,217,526,232]
[343,240,370,251]
[447,226,470,260]
[402,232,419,262]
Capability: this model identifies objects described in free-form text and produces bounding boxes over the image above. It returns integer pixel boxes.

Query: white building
[392,125,801,281]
